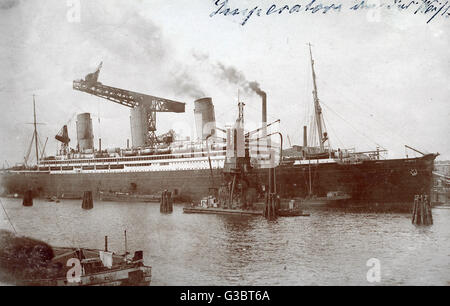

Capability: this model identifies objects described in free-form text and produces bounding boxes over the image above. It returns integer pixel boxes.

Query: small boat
[274,199,310,217]
[0,230,151,286]
[296,191,351,207]
[59,193,82,200]
[277,208,310,217]
[23,247,152,286]
[99,191,160,202]
[183,206,261,216]
[183,196,261,216]
[47,196,60,203]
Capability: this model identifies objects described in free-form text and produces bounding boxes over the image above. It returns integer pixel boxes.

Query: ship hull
[0,154,437,210]
[0,168,217,203]
[271,154,437,211]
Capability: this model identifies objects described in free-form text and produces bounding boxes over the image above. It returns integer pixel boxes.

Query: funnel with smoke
[215,63,265,97]
[248,81,265,97]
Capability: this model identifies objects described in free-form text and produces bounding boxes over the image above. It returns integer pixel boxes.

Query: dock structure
[412,194,433,225]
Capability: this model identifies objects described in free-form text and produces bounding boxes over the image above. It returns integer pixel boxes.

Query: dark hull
[269,154,437,210]
[0,154,437,209]
[0,169,215,203]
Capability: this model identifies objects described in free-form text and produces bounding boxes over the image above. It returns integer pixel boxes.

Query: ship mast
[308,43,327,152]
[33,94,39,165]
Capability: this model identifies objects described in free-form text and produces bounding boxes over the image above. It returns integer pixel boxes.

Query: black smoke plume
[215,62,265,96]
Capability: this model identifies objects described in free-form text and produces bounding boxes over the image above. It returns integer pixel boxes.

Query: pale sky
[0,0,449,165]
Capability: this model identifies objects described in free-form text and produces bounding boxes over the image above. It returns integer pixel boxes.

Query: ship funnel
[76,113,94,152]
[194,97,216,141]
[130,105,147,148]
[261,91,267,125]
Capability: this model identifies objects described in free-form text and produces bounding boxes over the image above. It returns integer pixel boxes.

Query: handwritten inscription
[209,0,450,25]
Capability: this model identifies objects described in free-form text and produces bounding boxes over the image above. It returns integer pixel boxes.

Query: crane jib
[72,80,185,113]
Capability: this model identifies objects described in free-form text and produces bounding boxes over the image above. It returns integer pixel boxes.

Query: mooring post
[417,195,423,225]
[160,190,172,213]
[160,190,165,213]
[263,192,268,218]
[425,195,433,225]
[412,195,418,224]
[272,193,277,219]
[124,230,128,256]
[104,235,108,252]
[412,194,433,226]
[82,191,93,209]
[163,190,167,212]
[268,193,272,219]
[420,195,425,224]
[263,192,278,220]
[423,194,433,225]
[275,195,280,211]
[167,191,173,213]
[22,190,33,207]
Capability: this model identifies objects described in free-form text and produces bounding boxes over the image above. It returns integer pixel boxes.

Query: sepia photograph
[0,0,449,294]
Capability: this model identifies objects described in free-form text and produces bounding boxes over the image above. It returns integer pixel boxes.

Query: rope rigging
[320,101,386,151]
[318,77,423,153]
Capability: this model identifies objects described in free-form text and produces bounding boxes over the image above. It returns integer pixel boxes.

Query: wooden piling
[82,191,93,210]
[420,196,425,224]
[263,192,268,218]
[160,190,165,213]
[167,191,173,213]
[160,190,173,213]
[22,190,33,207]
[272,194,276,218]
[412,195,418,224]
[263,192,278,220]
[269,194,273,219]
[426,195,433,224]
[268,194,272,219]
[412,194,433,226]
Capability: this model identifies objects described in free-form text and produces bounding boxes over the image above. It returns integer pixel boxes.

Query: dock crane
[73,62,185,148]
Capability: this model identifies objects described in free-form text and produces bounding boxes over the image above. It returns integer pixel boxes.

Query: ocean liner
[0,48,437,209]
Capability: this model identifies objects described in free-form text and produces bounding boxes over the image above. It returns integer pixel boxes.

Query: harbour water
[1,198,449,285]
